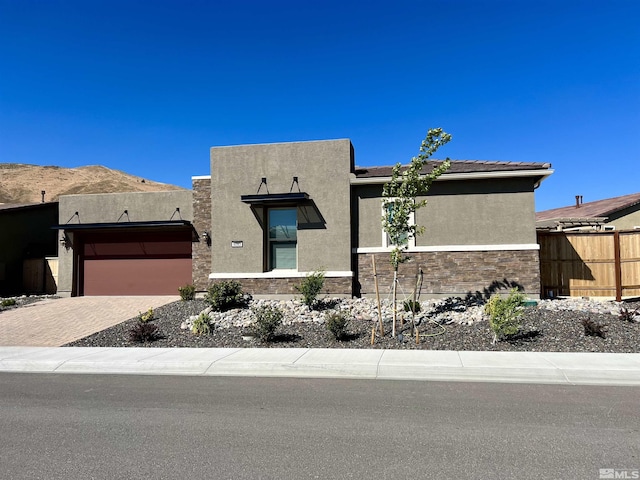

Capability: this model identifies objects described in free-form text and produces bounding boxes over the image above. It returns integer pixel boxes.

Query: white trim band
[354,244,540,254]
[209,270,353,279]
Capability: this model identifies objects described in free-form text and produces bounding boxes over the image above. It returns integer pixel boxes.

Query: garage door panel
[80,229,193,296]
[84,258,192,295]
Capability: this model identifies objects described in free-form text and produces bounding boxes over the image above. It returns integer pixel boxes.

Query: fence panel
[538,230,640,299]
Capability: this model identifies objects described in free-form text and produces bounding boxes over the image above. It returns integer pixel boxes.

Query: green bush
[191,312,212,335]
[205,280,247,312]
[1,298,17,307]
[295,270,325,309]
[178,284,196,301]
[484,288,525,344]
[139,307,155,323]
[326,311,349,340]
[251,305,283,342]
[403,299,421,314]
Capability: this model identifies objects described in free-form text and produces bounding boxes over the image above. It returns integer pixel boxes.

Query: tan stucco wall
[607,206,640,230]
[209,140,354,274]
[355,178,537,248]
[56,190,193,296]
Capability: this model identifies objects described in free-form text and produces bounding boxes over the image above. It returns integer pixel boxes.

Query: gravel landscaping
[64,296,640,352]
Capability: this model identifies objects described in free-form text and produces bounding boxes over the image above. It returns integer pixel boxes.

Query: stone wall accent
[206,276,353,297]
[192,177,211,291]
[356,250,541,299]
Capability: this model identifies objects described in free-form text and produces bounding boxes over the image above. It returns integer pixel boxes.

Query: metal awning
[53,220,193,231]
[240,192,310,206]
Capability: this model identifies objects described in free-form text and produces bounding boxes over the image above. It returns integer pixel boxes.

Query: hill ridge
[0,163,184,204]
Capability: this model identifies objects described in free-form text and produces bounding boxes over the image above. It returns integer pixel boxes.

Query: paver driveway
[0,296,179,346]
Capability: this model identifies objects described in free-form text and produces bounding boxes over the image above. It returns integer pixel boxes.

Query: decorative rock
[186,296,631,331]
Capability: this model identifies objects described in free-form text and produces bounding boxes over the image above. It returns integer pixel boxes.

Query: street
[1,373,638,479]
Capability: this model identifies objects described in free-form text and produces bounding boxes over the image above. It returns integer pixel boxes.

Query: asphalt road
[1,373,638,479]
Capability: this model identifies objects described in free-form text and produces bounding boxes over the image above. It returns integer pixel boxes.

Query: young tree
[382,128,452,336]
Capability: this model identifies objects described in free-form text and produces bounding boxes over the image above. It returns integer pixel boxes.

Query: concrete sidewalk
[1,346,639,386]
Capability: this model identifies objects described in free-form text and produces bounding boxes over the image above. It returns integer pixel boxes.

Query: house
[55,139,553,299]
[0,202,58,295]
[536,192,640,231]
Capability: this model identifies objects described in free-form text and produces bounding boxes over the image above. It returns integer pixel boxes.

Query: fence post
[614,231,622,301]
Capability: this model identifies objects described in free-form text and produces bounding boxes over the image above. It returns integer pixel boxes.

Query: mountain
[0,164,185,204]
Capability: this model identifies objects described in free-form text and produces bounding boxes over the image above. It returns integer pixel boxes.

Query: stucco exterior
[606,206,640,230]
[57,190,192,296]
[354,178,537,248]
[207,140,354,295]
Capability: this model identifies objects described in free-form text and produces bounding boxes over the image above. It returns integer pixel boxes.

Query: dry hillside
[0,164,185,204]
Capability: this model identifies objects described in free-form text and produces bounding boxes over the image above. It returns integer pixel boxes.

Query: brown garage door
[80,230,192,295]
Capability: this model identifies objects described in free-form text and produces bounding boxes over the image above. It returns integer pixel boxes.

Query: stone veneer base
[356,250,541,299]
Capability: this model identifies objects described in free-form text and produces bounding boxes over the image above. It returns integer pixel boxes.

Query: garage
[72,226,193,296]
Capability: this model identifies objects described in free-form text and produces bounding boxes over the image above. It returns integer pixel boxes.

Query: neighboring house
[55,139,553,299]
[0,202,58,295]
[536,192,640,231]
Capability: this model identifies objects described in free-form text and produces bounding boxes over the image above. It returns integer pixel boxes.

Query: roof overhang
[240,192,310,206]
[350,169,554,187]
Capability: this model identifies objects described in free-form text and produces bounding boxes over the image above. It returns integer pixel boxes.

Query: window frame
[266,207,298,271]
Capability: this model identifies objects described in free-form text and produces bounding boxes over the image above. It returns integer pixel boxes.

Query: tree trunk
[392,268,398,337]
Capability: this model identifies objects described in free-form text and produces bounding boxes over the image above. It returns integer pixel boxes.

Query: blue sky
[1,0,638,211]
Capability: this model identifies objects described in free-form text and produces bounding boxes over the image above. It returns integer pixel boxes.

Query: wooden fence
[22,257,58,294]
[538,230,640,300]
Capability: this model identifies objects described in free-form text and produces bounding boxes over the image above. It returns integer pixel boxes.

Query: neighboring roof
[354,160,552,178]
[0,202,58,213]
[536,192,640,223]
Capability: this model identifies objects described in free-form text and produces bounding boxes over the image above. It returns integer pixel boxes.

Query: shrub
[582,318,608,338]
[191,312,212,335]
[178,284,196,301]
[129,322,161,343]
[619,306,640,323]
[251,305,283,342]
[139,307,155,322]
[295,270,325,309]
[484,288,526,344]
[403,299,421,314]
[1,298,17,307]
[205,280,248,312]
[326,311,349,340]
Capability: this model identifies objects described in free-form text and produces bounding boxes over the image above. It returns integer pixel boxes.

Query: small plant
[178,284,196,301]
[139,307,155,322]
[191,312,212,335]
[129,321,161,343]
[619,306,640,323]
[403,299,421,314]
[295,270,325,309]
[251,305,283,342]
[1,298,17,307]
[484,288,526,344]
[582,318,608,339]
[326,311,349,340]
[205,280,248,312]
